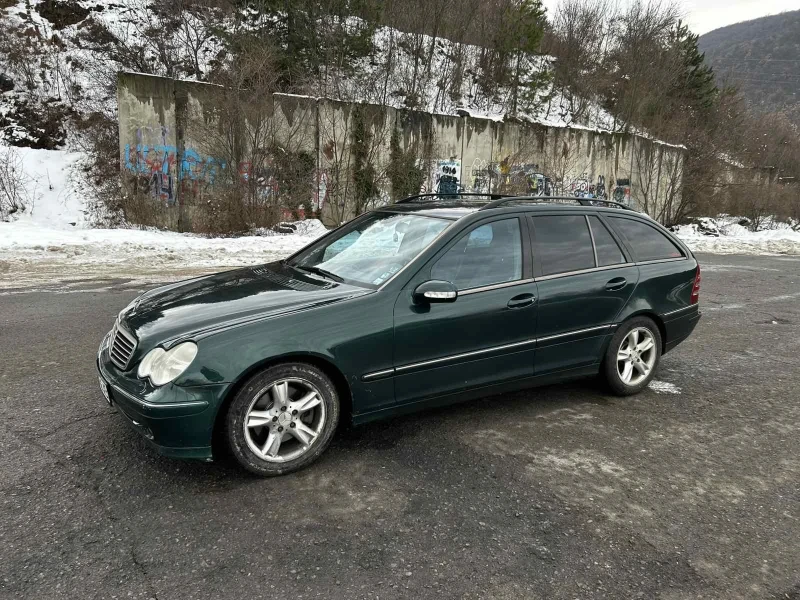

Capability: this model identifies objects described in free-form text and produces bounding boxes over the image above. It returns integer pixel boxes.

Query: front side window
[431,218,522,290]
[608,217,683,262]
[289,212,450,288]
[532,215,595,276]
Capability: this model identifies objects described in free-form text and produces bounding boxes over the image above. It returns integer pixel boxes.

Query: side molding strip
[361,324,614,380]
[661,304,698,318]
[361,368,395,382]
[536,324,611,343]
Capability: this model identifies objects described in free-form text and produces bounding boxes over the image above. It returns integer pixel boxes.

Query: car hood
[120,262,372,346]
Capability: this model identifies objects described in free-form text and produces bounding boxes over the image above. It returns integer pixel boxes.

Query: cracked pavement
[1,253,799,599]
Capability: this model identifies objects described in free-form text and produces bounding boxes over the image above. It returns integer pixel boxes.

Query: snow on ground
[0,220,328,289]
[0,147,328,286]
[674,217,800,256]
[0,145,87,226]
[648,380,682,394]
[0,219,326,267]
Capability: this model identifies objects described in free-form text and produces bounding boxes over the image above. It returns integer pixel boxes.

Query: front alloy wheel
[602,317,661,396]
[226,363,340,476]
[244,378,326,463]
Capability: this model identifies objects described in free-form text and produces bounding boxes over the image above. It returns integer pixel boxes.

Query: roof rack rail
[395,192,510,204]
[480,195,637,211]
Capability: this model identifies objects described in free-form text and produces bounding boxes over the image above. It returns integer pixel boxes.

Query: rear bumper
[97,333,226,461]
[662,305,701,354]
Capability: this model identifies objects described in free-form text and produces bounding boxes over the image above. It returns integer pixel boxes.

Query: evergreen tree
[669,20,717,114]
[224,0,377,92]
[351,107,379,215]
[495,0,547,116]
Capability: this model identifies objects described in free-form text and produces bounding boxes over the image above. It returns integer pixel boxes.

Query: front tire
[226,362,340,476]
[602,317,661,396]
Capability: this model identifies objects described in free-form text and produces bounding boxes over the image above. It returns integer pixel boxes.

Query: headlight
[137,342,198,386]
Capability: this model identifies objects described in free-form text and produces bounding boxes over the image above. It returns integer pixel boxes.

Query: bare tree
[0,147,34,220]
[543,0,618,125]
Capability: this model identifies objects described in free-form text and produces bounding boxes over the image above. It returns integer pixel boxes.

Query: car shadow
[98,376,613,487]
[332,376,612,453]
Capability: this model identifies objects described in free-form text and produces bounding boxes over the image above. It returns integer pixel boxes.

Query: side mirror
[413,280,458,304]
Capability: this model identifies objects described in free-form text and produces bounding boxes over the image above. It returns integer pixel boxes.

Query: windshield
[288,212,451,288]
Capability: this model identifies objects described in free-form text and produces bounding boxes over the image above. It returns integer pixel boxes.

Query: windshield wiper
[295,265,345,283]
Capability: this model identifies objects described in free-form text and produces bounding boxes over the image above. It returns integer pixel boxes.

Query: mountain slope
[699,9,800,123]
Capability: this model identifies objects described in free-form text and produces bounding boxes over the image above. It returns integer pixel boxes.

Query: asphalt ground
[1,253,798,599]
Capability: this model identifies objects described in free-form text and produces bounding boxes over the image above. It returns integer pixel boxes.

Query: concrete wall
[118,72,686,225]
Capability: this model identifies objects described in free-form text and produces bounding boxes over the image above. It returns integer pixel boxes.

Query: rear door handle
[605,277,627,291]
[507,293,536,309]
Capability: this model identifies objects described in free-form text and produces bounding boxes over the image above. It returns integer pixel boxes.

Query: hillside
[0,0,619,152]
[699,9,800,123]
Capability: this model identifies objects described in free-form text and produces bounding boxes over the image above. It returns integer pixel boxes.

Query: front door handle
[605,277,627,291]
[507,293,536,309]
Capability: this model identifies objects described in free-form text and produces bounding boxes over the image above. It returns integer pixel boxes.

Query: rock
[696,217,720,237]
[0,73,14,93]
[273,222,298,234]
[37,0,90,29]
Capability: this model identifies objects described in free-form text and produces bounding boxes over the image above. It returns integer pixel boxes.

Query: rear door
[529,212,639,374]
[392,215,538,405]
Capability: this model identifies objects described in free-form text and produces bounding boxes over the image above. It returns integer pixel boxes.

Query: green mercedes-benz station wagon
[97,194,701,476]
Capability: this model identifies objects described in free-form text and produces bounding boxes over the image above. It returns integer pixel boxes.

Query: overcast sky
[542,0,800,35]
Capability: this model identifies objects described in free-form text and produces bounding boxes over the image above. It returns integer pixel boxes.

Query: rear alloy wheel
[226,363,339,476]
[603,317,661,396]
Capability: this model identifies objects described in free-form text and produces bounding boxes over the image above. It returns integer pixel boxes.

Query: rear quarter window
[587,216,625,266]
[608,217,684,262]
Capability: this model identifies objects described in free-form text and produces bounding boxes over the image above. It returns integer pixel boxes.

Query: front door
[393,216,538,405]
[529,213,639,374]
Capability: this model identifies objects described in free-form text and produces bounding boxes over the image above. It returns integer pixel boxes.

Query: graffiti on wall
[460,159,552,195]
[495,161,551,196]
[414,156,628,203]
[239,158,280,201]
[434,159,461,194]
[551,173,611,199]
[123,127,227,203]
[613,178,632,205]
[469,158,497,193]
[124,144,226,202]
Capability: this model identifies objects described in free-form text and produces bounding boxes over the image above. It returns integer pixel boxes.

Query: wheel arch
[211,352,354,456]
[617,310,667,353]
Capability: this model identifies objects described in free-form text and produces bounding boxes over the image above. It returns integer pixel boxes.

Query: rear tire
[602,317,661,396]
[226,362,340,476]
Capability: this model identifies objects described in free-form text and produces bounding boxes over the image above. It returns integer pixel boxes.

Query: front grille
[109,323,137,370]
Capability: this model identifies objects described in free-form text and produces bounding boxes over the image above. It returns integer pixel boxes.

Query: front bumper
[97,333,226,461]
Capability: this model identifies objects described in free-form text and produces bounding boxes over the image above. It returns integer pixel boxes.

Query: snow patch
[0,219,327,268]
[675,216,800,256]
[648,380,681,394]
[0,146,86,227]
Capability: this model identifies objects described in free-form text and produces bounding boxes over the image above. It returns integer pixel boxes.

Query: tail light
[690,264,701,305]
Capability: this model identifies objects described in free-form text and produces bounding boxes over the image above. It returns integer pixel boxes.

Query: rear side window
[588,216,625,266]
[532,215,595,276]
[608,217,683,262]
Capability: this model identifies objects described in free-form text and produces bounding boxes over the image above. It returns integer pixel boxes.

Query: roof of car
[378,194,642,221]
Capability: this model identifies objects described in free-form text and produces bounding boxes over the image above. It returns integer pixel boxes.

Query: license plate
[98,376,112,406]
